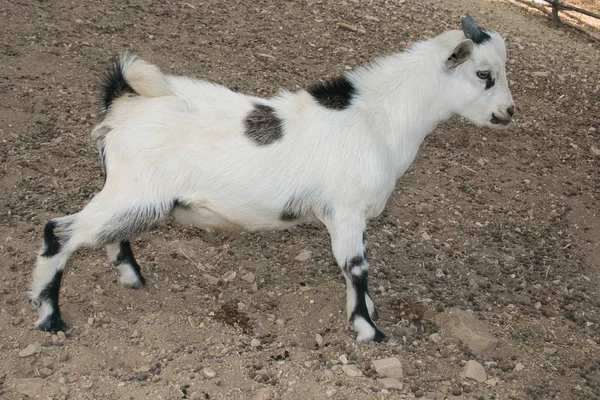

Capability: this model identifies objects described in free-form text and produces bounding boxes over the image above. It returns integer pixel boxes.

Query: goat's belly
[172,202,304,232]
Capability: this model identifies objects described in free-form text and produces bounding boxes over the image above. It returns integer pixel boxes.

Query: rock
[531,71,550,77]
[339,354,349,365]
[222,271,236,282]
[462,360,486,383]
[134,365,151,373]
[18,342,41,358]
[515,363,525,371]
[203,273,221,285]
[372,357,403,379]
[294,250,312,262]
[135,372,149,381]
[485,378,500,386]
[452,387,462,396]
[534,302,542,310]
[38,367,53,378]
[315,333,323,347]
[428,333,442,343]
[88,317,94,326]
[415,389,424,397]
[241,272,256,283]
[379,377,403,390]
[251,338,261,347]
[436,308,498,355]
[16,378,45,397]
[590,145,600,157]
[325,388,338,397]
[203,367,217,378]
[341,364,362,377]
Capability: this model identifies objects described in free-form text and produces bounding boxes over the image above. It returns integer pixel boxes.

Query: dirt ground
[1,0,599,399]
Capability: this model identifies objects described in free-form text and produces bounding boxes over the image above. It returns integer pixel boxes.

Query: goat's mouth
[490,113,512,126]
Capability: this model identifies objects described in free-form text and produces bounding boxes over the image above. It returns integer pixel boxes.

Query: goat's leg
[29,214,80,332]
[326,217,384,342]
[106,241,146,289]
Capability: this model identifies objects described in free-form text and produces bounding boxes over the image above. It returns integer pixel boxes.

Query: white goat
[30,14,514,342]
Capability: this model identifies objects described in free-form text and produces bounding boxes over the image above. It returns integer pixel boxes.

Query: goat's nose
[507,105,515,117]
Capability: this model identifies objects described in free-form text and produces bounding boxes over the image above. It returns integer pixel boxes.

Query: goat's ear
[445,39,473,69]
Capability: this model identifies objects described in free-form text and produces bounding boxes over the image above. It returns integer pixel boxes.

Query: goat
[29,14,514,342]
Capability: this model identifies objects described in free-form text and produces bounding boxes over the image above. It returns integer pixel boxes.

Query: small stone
[428,333,442,343]
[436,308,498,355]
[222,271,236,282]
[88,317,94,326]
[531,71,550,77]
[203,273,221,285]
[251,338,261,347]
[135,372,149,381]
[203,367,217,378]
[341,364,362,377]
[18,343,41,358]
[134,365,151,373]
[325,388,338,397]
[372,357,403,379]
[415,389,424,397]
[452,387,462,396]
[590,145,600,157]
[12,316,23,326]
[339,354,349,365]
[515,363,525,371]
[315,333,323,346]
[534,302,542,310]
[379,377,403,390]
[485,378,500,386]
[241,272,256,283]
[295,250,312,262]
[462,360,487,383]
[38,367,53,378]
[406,368,416,376]
[16,378,45,397]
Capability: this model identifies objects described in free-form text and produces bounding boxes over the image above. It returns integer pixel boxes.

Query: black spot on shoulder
[307,75,356,110]
[244,104,284,146]
[100,58,135,115]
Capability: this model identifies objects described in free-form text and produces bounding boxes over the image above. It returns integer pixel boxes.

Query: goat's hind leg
[29,215,78,332]
[106,241,146,289]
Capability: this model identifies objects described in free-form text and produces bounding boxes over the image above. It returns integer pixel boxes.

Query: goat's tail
[100,53,172,113]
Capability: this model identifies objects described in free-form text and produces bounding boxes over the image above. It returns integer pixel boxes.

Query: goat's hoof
[36,314,68,333]
[372,328,386,343]
[119,271,146,289]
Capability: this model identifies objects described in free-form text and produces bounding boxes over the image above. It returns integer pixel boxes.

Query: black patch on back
[244,104,284,146]
[100,58,135,114]
[307,75,356,110]
[42,221,61,257]
[485,76,495,90]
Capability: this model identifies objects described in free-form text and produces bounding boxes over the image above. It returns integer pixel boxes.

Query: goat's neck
[351,52,452,178]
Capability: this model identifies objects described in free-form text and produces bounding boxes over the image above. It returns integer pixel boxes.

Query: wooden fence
[511,0,600,40]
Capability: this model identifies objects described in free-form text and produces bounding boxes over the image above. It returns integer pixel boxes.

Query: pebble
[38,368,53,378]
[88,317,95,326]
[428,333,442,343]
[241,272,256,283]
[251,338,261,347]
[341,364,363,377]
[452,387,462,396]
[379,377,403,390]
[315,333,323,346]
[222,271,236,282]
[436,308,498,355]
[203,273,221,285]
[406,368,416,376]
[203,367,217,378]
[339,354,349,365]
[18,343,41,358]
[415,389,424,397]
[135,372,149,381]
[515,363,525,371]
[462,360,487,382]
[16,378,45,397]
[372,357,403,379]
[295,250,312,262]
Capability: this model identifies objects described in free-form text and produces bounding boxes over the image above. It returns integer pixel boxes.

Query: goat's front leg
[326,217,384,342]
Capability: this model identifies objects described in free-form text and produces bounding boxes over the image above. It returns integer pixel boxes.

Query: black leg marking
[41,221,61,257]
[306,75,356,110]
[244,104,284,146]
[37,270,68,332]
[98,204,170,245]
[113,241,146,287]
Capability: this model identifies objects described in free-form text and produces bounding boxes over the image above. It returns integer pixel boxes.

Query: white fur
[31,23,513,341]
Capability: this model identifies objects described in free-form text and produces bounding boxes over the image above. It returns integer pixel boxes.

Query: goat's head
[443,14,514,129]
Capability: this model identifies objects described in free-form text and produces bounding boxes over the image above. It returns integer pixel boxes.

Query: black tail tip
[100,57,134,114]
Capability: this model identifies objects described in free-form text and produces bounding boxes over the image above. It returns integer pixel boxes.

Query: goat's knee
[106,241,145,289]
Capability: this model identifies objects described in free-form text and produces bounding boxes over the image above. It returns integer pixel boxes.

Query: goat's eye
[477,71,490,80]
